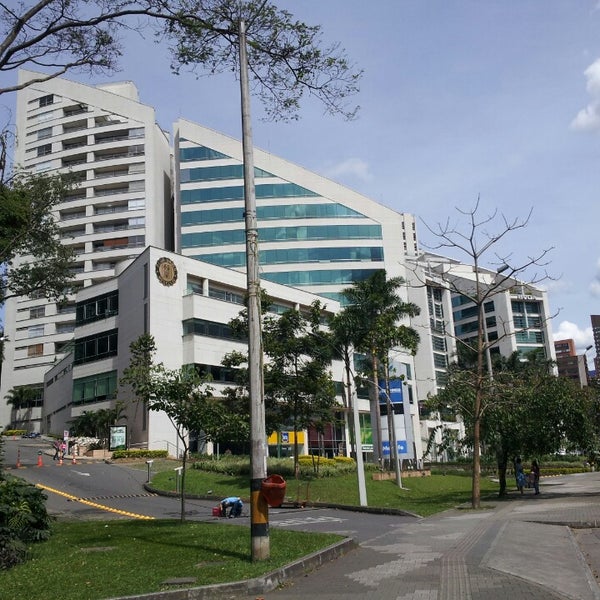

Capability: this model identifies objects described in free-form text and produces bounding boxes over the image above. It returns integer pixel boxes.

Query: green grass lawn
[0,464,498,599]
[148,464,499,517]
[0,520,341,600]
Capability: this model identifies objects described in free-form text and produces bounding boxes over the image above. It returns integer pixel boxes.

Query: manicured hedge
[111,449,168,459]
[1,430,27,437]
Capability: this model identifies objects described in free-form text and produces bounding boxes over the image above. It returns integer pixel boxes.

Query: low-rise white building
[43,247,357,457]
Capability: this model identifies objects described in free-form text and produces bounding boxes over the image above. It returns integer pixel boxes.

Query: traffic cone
[16,450,21,469]
[71,454,77,465]
[58,455,63,466]
[37,453,43,467]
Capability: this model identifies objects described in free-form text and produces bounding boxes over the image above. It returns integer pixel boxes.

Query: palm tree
[340,270,420,475]
[5,387,36,430]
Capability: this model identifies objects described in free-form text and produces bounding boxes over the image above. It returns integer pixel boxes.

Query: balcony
[60,211,86,221]
[94,146,144,161]
[63,137,87,151]
[63,105,88,117]
[94,169,129,180]
[94,186,129,197]
[93,236,144,253]
[94,203,128,216]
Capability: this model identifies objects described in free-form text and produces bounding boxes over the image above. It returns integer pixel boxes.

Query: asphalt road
[2,438,417,542]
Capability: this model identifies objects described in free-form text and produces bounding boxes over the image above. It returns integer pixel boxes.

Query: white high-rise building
[173,119,424,461]
[1,71,172,429]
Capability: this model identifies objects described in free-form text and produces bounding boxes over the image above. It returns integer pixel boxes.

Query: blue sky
[5,1,600,360]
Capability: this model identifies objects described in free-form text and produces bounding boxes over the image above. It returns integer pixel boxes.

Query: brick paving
[229,473,600,600]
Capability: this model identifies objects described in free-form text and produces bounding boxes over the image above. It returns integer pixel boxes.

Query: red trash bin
[261,474,286,507]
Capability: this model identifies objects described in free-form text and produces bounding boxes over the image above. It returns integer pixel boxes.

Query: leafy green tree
[339,270,420,468]
[1,2,361,120]
[145,364,214,521]
[122,334,218,521]
[262,302,337,470]
[1,170,75,305]
[429,353,594,496]
[222,299,338,470]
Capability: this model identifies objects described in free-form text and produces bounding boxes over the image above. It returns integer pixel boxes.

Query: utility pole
[239,17,269,561]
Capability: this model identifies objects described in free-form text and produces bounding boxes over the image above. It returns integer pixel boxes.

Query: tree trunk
[370,353,382,465]
[472,386,482,509]
[497,448,508,496]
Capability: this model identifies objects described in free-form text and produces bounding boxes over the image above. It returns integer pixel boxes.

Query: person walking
[531,459,540,495]
[515,457,526,495]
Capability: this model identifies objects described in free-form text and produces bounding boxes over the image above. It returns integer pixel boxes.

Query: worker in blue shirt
[220,496,243,518]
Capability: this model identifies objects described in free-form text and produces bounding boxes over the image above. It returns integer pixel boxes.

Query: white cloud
[552,320,594,354]
[571,58,600,132]
[323,158,372,182]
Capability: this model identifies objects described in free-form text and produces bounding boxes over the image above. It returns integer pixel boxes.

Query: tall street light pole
[239,17,269,561]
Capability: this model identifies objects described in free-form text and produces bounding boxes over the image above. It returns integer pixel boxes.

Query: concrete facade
[42,247,354,456]
[2,70,172,430]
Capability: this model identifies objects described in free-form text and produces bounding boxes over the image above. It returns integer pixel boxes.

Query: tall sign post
[239,17,269,561]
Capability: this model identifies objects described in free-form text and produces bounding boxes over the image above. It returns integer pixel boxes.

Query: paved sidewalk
[231,472,600,600]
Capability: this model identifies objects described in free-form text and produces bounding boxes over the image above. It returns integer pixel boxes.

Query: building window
[28,324,44,338]
[27,344,44,357]
[73,329,118,365]
[37,144,52,157]
[72,370,118,405]
[75,290,119,325]
[37,127,52,140]
[39,94,54,107]
[29,306,46,319]
[179,145,231,162]
[182,319,238,341]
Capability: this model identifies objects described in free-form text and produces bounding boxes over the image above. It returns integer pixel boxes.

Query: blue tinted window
[262,269,379,286]
[191,246,384,267]
[179,145,230,161]
[181,165,272,182]
[182,225,382,248]
[181,203,365,226]
[181,182,319,204]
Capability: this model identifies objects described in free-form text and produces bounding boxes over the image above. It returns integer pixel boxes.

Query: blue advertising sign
[381,440,408,456]
[378,379,403,405]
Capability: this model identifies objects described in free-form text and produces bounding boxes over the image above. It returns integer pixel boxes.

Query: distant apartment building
[554,338,576,359]
[407,252,556,459]
[591,315,600,377]
[1,70,172,429]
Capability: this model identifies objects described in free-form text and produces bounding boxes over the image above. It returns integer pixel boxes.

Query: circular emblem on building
[155,257,178,286]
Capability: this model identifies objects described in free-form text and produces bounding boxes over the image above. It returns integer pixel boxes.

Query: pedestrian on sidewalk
[531,459,540,495]
[52,440,60,460]
[515,457,526,495]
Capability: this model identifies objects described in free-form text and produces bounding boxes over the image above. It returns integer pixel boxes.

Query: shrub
[0,532,27,570]
[0,477,52,543]
[112,449,169,460]
[1,431,26,438]
[0,476,52,569]
[191,454,357,478]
